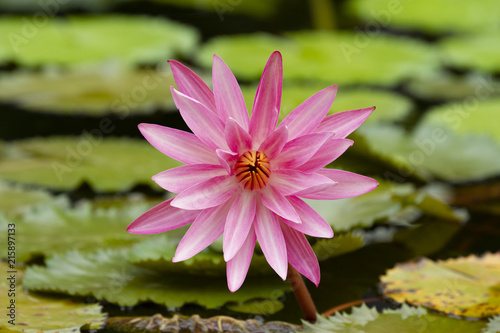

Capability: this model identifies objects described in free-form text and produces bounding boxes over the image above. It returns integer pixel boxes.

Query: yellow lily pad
[381,253,500,318]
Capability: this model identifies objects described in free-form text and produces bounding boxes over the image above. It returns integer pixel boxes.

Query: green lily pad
[0,66,177,115]
[423,97,500,146]
[0,136,180,192]
[303,304,487,332]
[150,0,281,19]
[0,15,199,67]
[196,31,439,86]
[0,263,105,332]
[312,233,364,261]
[487,315,500,333]
[357,123,500,182]
[381,253,500,318]
[23,249,290,310]
[129,235,229,276]
[305,181,463,232]
[241,84,412,124]
[0,181,53,217]
[405,73,500,102]
[440,33,500,73]
[0,195,160,262]
[348,0,500,35]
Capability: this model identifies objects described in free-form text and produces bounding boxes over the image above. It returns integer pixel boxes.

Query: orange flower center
[235,151,271,191]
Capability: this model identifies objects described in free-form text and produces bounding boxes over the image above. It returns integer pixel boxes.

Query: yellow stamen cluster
[235,151,271,191]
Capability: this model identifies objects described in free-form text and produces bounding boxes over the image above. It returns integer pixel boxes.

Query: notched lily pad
[0,136,181,192]
[0,15,199,67]
[381,252,500,318]
[303,304,487,332]
[23,249,290,310]
[0,65,177,115]
[0,263,105,332]
[197,31,438,86]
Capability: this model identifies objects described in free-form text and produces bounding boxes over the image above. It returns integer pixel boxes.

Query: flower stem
[287,265,317,322]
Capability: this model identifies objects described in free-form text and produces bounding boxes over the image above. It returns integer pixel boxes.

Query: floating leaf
[0,15,199,67]
[129,235,230,276]
[405,73,500,102]
[197,32,438,86]
[226,299,285,316]
[305,181,463,232]
[487,315,500,333]
[440,33,500,73]
[0,65,177,115]
[357,124,500,182]
[0,136,180,192]
[106,314,300,333]
[0,181,53,217]
[241,84,412,124]
[149,0,282,19]
[312,233,364,261]
[423,97,500,146]
[393,217,463,256]
[348,0,500,35]
[0,263,105,332]
[381,253,500,318]
[302,304,487,332]
[0,195,159,262]
[23,249,290,310]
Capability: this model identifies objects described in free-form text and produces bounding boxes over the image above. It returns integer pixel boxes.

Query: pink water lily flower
[127,51,378,292]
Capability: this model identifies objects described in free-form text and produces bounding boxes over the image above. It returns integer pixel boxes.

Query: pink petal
[254,203,287,280]
[173,199,233,262]
[249,51,283,147]
[299,169,379,200]
[138,123,218,165]
[152,164,226,193]
[227,225,256,292]
[223,190,257,261]
[216,149,238,175]
[225,118,252,154]
[171,87,229,151]
[127,199,200,234]
[280,222,320,286]
[279,85,337,141]
[299,138,353,173]
[258,125,288,160]
[270,169,336,196]
[272,132,333,169]
[168,59,217,113]
[171,175,238,210]
[282,196,333,238]
[259,185,301,223]
[212,54,250,130]
[315,107,375,138]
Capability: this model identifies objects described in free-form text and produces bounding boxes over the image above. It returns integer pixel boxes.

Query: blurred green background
[0,0,499,332]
